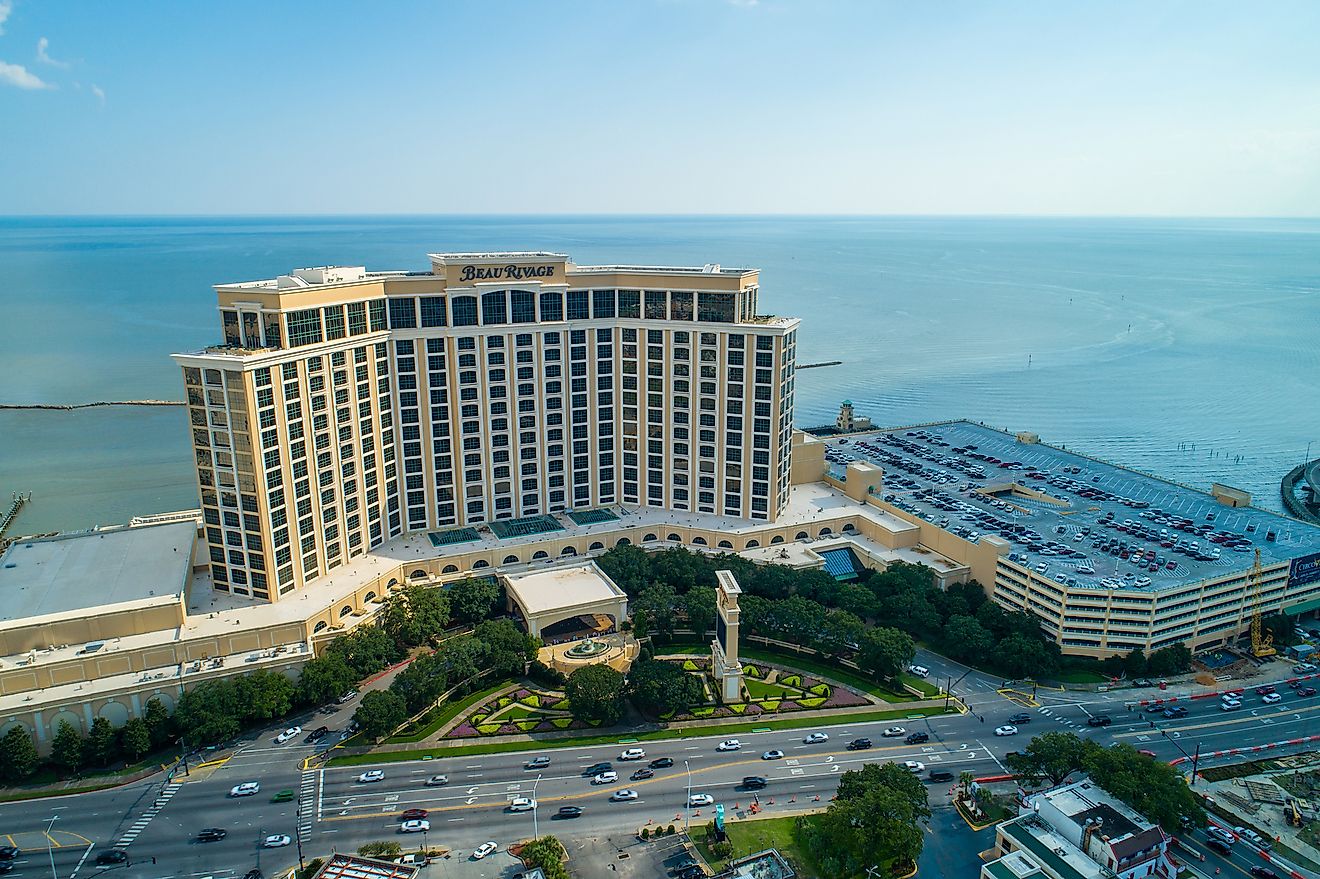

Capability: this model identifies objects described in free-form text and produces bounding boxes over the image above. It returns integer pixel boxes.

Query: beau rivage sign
[457,263,558,283]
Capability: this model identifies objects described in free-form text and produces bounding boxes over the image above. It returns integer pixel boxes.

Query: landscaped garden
[654,656,870,721]
[445,686,602,738]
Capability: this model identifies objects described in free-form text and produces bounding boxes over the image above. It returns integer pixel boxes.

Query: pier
[0,492,31,541]
[0,400,184,410]
[798,360,842,369]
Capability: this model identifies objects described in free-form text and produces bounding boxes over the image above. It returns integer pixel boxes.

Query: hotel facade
[173,253,799,602]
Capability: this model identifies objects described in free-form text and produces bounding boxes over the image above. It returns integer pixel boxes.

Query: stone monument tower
[711,570,745,702]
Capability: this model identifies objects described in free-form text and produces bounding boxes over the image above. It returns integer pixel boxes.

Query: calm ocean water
[1,215,1318,534]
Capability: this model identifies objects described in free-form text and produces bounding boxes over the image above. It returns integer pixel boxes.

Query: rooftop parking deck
[822,421,1320,593]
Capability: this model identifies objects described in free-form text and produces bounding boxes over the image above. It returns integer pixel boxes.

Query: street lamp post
[45,815,58,879]
[532,773,542,841]
[1160,731,1203,787]
[295,807,306,874]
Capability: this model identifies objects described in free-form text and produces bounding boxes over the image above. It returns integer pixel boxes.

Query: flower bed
[443,686,586,738]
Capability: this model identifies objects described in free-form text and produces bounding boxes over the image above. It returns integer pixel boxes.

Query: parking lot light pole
[45,814,58,879]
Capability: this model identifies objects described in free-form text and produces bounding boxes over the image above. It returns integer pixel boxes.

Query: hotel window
[323,305,346,340]
[645,291,667,320]
[698,293,736,323]
[262,313,283,347]
[510,290,536,323]
[619,290,641,318]
[287,309,324,347]
[420,296,447,327]
[388,298,417,329]
[671,291,694,321]
[566,291,589,320]
[593,289,616,318]
[481,290,507,324]
[451,295,478,327]
[369,299,388,331]
[222,311,241,346]
[347,302,368,335]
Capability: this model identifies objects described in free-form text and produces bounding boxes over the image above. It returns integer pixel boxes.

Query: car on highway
[762,750,785,760]
[716,739,742,751]
[230,782,261,797]
[400,809,428,820]
[611,789,640,801]
[305,726,330,743]
[1137,749,1157,758]
[688,793,714,807]
[908,664,930,677]
[555,806,584,819]
[1221,699,1242,711]
[1086,715,1111,727]
[928,770,954,783]
[1249,867,1280,878]
[275,726,302,744]
[425,774,448,786]
[846,738,873,750]
[358,770,386,783]
[338,690,358,703]
[882,727,906,738]
[1207,826,1236,846]
[1235,827,1270,849]
[1256,685,1277,695]
[905,732,929,745]
[197,828,228,842]
[903,761,925,773]
[803,732,829,744]
[650,757,674,768]
[508,797,537,812]
[525,756,551,769]
[631,767,655,780]
[1163,705,1188,718]
[270,789,294,803]
[94,850,129,865]
[400,819,431,833]
[0,848,16,861]
[741,776,768,790]
[593,771,620,784]
[584,762,613,776]
[1008,713,1032,724]
[1298,686,1317,697]
[1262,692,1282,704]
[472,842,499,860]
[620,748,646,761]
[263,835,292,848]
[994,725,1018,737]
[1206,837,1232,856]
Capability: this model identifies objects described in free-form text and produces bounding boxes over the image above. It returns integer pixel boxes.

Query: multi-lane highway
[2,659,1319,879]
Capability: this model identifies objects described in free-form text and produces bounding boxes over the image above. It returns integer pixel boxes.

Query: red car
[400,809,428,820]
[1256,685,1276,696]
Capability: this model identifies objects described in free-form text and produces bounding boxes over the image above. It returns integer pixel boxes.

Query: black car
[1163,705,1188,718]
[1008,713,1032,724]
[305,726,330,743]
[928,770,955,783]
[905,732,929,745]
[1087,715,1112,727]
[555,806,584,819]
[1206,837,1232,857]
[846,738,873,751]
[631,768,655,780]
[94,850,129,866]
[1249,867,1279,878]
[0,849,15,862]
[197,828,228,842]
[741,776,768,789]
[677,867,706,879]
[244,871,263,879]
[584,762,613,776]
[649,757,674,769]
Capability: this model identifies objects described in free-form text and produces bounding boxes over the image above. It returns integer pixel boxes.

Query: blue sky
[1,0,1318,215]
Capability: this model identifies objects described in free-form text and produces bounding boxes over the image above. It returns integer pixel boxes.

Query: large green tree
[379,585,451,649]
[174,680,242,746]
[0,726,39,782]
[682,587,717,638]
[1084,742,1205,831]
[856,626,915,679]
[237,669,295,722]
[564,664,627,726]
[50,720,84,776]
[325,625,402,677]
[520,836,569,879]
[633,584,678,641]
[939,615,995,665]
[354,690,408,741]
[447,577,503,626]
[83,717,119,767]
[119,718,152,763]
[595,544,653,597]
[1005,730,1093,786]
[627,659,705,716]
[1145,643,1192,677]
[296,652,360,707]
[390,652,451,715]
[804,760,930,874]
[473,618,537,677]
[142,697,174,749]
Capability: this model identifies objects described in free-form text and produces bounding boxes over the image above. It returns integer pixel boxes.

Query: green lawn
[897,674,941,698]
[662,640,918,702]
[743,678,796,700]
[385,679,512,744]
[691,815,823,877]
[327,704,952,766]
[1052,669,1110,684]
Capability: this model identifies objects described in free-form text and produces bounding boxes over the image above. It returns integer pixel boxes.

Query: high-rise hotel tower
[174,253,799,602]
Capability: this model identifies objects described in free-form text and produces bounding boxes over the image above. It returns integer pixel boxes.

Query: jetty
[0,400,184,411]
[0,492,31,541]
[798,360,842,369]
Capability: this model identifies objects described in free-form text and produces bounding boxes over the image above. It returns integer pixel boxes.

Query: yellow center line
[1113,702,1320,738]
[322,743,923,824]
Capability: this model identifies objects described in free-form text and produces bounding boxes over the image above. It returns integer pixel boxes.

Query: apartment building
[174,253,799,602]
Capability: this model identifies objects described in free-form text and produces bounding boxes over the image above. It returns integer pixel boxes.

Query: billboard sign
[1289,553,1320,589]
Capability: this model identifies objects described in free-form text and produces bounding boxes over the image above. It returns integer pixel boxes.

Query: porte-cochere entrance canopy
[503,562,629,639]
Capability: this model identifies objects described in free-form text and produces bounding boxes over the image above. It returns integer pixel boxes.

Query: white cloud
[37,37,70,68]
[0,1,12,36]
[0,59,54,90]
[91,83,104,104]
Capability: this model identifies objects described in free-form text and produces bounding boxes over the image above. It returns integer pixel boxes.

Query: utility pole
[45,815,58,879]
[1160,731,1203,787]
[295,806,306,874]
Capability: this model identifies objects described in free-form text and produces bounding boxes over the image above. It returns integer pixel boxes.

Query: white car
[882,727,906,738]
[1221,700,1242,711]
[263,834,292,848]
[803,732,829,744]
[619,748,646,761]
[472,841,498,860]
[400,819,430,833]
[994,725,1018,737]
[275,726,302,744]
[688,793,714,807]
[908,664,931,678]
[425,774,448,786]
[903,761,925,773]
[358,770,386,783]
[229,782,260,797]
[592,771,619,784]
[610,789,639,801]
[762,750,785,760]
[716,739,742,752]
[508,797,537,812]
[1262,692,1282,704]
[338,690,358,703]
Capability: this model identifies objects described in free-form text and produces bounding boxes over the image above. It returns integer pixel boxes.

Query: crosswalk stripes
[116,782,182,847]
[297,770,317,838]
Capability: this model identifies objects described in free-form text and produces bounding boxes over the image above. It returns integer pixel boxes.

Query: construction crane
[1249,548,1276,658]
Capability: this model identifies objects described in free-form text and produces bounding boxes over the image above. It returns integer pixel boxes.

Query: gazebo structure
[503,562,629,640]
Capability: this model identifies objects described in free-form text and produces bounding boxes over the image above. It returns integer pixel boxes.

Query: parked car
[1298,687,1317,697]
[472,842,499,860]
[338,690,358,703]
[907,665,931,677]
[1207,826,1236,846]
[1249,867,1280,878]
[304,726,329,743]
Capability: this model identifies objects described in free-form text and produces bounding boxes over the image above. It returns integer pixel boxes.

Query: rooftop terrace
[822,421,1320,592]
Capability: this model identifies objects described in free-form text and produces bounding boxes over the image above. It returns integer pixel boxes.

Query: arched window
[503,554,519,565]
[533,550,549,560]
[644,533,658,542]
[718,540,733,549]
[616,537,631,546]
[313,621,328,633]
[667,533,681,542]
[387,578,399,587]
[539,291,563,322]
[692,536,708,546]
[481,290,507,324]
[473,559,490,569]
[364,591,377,603]
[442,564,459,574]
[819,527,833,537]
[842,523,857,534]
[339,605,353,618]
[451,295,478,327]
[746,539,760,548]
[410,569,427,580]
[561,545,578,556]
[510,290,536,323]
[589,541,604,551]
[796,531,809,540]
[771,535,784,544]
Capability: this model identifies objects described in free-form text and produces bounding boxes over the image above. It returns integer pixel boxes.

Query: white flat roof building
[503,562,628,638]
